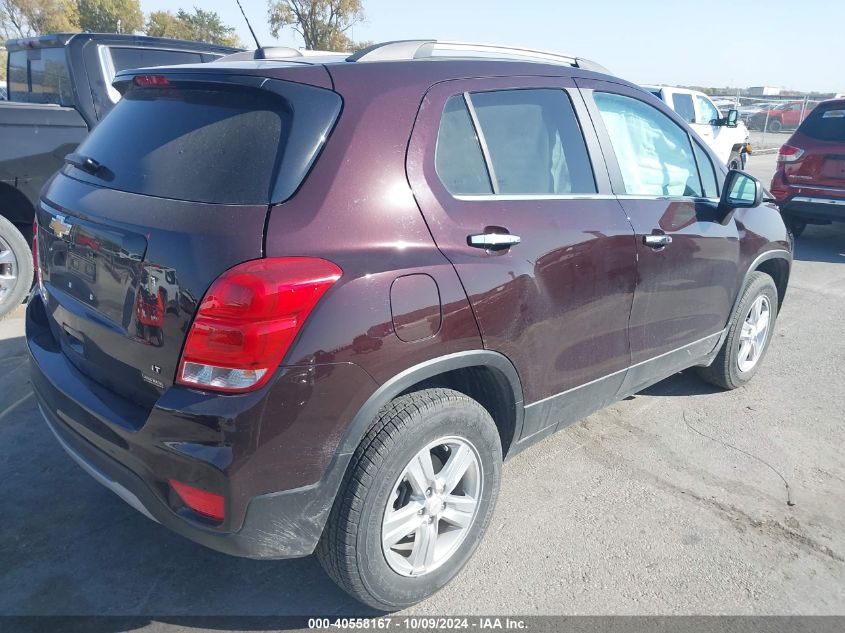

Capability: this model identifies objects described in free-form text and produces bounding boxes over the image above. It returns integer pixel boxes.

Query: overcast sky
[141,0,844,93]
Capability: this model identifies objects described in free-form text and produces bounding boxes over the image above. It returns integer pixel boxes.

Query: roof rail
[347,39,610,74]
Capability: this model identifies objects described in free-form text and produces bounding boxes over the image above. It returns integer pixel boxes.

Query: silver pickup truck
[0,33,237,320]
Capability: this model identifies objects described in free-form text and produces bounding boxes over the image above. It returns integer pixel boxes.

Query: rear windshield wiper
[64,152,103,176]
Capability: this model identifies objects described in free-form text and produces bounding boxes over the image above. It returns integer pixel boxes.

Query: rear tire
[0,215,33,321]
[317,388,502,610]
[767,118,783,133]
[698,272,778,390]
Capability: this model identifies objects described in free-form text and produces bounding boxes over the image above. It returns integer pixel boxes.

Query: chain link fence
[710,93,829,151]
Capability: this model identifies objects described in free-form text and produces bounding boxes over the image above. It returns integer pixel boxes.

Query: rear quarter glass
[65,80,341,205]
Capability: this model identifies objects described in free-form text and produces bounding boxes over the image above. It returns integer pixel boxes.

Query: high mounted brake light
[133,75,170,87]
[176,257,342,393]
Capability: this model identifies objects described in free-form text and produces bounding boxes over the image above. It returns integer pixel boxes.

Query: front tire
[317,388,502,610]
[0,215,33,321]
[767,118,783,133]
[698,272,779,390]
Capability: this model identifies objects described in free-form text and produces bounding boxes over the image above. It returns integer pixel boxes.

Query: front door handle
[468,233,521,249]
[643,234,672,249]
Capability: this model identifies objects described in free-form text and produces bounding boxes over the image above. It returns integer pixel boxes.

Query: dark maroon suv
[26,40,792,609]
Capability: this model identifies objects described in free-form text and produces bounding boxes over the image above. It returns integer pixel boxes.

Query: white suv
[644,85,751,170]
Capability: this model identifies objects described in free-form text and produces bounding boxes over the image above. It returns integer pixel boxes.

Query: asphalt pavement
[1,152,843,625]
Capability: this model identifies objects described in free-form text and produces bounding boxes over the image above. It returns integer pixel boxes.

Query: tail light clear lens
[777,145,804,162]
[176,257,342,393]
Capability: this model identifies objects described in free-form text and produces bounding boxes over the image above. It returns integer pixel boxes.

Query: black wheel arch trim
[708,248,792,360]
[336,350,525,457]
[294,350,524,553]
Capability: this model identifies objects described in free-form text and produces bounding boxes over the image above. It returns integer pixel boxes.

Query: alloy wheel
[737,295,771,372]
[382,436,482,577]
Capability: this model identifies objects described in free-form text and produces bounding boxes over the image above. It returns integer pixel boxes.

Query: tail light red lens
[169,480,224,522]
[176,257,342,393]
[777,145,804,162]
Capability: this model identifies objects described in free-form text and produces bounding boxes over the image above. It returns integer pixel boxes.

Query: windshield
[8,48,75,106]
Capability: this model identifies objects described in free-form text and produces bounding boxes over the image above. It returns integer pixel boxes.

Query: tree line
[2,1,369,82]
[0,1,240,45]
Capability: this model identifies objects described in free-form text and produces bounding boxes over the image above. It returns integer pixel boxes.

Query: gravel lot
[1,153,843,625]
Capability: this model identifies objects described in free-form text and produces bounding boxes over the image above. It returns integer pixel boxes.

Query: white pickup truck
[644,85,751,170]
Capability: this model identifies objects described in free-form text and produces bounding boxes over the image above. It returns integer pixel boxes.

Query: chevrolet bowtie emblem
[49,214,72,239]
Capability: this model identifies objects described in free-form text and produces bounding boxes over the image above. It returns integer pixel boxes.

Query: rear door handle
[643,234,673,249]
[468,233,521,249]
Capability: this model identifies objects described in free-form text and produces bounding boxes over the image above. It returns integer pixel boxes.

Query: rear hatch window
[67,77,341,204]
[798,105,845,142]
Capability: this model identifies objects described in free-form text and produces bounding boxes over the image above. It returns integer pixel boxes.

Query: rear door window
[435,95,494,195]
[470,89,595,195]
[109,47,205,72]
[435,89,596,196]
[67,81,340,204]
[8,48,74,106]
[799,106,845,142]
[671,93,695,124]
[695,95,720,125]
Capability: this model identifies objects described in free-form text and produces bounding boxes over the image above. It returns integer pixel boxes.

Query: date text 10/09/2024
[308,617,528,630]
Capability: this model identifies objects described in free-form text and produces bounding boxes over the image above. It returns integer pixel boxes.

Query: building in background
[748,86,782,96]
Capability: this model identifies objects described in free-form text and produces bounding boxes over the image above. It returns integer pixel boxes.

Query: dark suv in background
[27,40,792,610]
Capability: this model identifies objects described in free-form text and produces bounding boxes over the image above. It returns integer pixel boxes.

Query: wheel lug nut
[425,488,432,497]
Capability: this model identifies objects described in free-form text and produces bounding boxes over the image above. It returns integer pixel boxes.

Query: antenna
[234,0,263,57]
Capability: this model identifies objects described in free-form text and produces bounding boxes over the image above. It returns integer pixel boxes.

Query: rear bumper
[781,195,845,223]
[36,399,341,558]
[26,292,367,559]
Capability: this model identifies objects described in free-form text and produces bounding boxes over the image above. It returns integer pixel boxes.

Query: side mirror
[726,109,739,127]
[721,169,762,210]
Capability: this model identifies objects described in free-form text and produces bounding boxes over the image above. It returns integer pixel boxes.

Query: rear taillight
[176,257,342,393]
[32,219,38,282]
[169,480,224,522]
[777,144,805,162]
[769,169,790,202]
